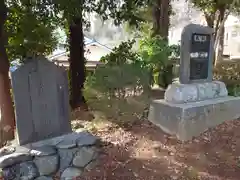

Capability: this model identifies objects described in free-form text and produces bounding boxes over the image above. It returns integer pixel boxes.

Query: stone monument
[0,57,100,180]
[148,23,240,140]
[11,57,72,145]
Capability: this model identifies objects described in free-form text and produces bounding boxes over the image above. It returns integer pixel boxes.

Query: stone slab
[148,96,240,141]
[11,58,71,145]
[5,132,97,150]
[0,152,33,168]
[180,24,214,84]
[30,146,57,156]
[26,132,82,148]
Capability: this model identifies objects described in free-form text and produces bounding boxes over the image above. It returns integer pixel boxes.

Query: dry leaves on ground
[80,120,240,180]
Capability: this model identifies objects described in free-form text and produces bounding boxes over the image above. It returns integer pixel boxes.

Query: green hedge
[214,61,240,96]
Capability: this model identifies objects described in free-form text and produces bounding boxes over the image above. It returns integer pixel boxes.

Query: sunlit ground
[71,89,240,180]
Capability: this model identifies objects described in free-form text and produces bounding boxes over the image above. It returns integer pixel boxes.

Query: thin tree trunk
[0,1,15,147]
[204,11,216,64]
[69,14,87,110]
[214,13,221,41]
[214,12,230,51]
[215,22,225,64]
[214,8,228,66]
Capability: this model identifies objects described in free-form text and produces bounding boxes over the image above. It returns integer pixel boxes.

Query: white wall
[85,44,112,61]
[223,15,240,56]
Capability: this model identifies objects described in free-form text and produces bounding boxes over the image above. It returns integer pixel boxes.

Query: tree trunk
[215,23,225,64]
[0,2,15,147]
[214,13,221,41]
[152,0,171,88]
[204,12,215,28]
[204,11,217,65]
[69,14,87,110]
[152,0,170,39]
[152,0,161,36]
[214,8,226,66]
[160,0,170,40]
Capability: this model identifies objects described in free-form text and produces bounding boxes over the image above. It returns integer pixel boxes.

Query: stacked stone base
[148,81,240,141]
[0,131,99,180]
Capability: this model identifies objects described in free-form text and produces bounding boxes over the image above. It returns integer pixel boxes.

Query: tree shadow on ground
[81,141,196,180]
[72,88,240,180]
[174,120,240,180]
[126,118,240,180]
[79,120,240,180]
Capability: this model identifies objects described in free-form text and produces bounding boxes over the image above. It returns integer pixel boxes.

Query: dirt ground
[77,119,240,180]
[72,89,240,180]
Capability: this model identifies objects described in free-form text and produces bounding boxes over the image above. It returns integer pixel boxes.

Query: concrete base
[148,96,240,141]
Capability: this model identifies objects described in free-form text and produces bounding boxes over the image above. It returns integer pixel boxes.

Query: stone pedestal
[148,81,240,141]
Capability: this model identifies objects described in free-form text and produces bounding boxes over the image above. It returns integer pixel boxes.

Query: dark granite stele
[0,131,100,180]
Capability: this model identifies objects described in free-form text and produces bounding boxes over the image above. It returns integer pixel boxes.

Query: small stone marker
[180,24,214,84]
[11,57,72,145]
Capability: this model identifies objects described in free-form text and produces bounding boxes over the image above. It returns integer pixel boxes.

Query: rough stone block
[0,152,32,168]
[34,155,58,176]
[0,131,99,180]
[148,96,240,141]
[61,167,82,180]
[72,147,96,168]
[35,176,53,180]
[58,148,78,173]
[164,81,228,103]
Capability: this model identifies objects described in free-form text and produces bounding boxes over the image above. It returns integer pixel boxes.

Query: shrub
[139,35,177,88]
[86,64,150,98]
[214,61,240,96]
[86,37,180,99]
[85,40,151,100]
[168,44,181,59]
[227,85,240,96]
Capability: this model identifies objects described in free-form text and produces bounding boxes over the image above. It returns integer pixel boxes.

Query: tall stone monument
[11,57,72,145]
[148,24,240,140]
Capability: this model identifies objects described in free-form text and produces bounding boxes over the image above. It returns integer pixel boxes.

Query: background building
[49,36,112,70]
